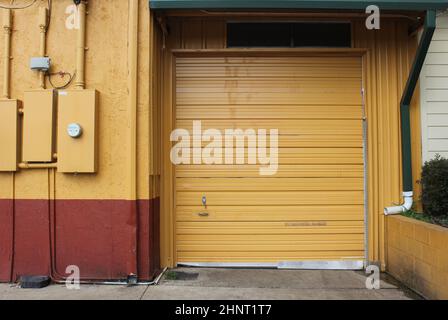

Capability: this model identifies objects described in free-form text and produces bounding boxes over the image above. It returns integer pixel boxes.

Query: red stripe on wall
[138,199,161,280]
[0,199,160,283]
[0,199,14,282]
[53,200,137,281]
[13,200,51,282]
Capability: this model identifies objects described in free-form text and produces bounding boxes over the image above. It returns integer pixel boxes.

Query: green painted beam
[400,10,436,192]
[402,10,437,107]
[149,0,448,10]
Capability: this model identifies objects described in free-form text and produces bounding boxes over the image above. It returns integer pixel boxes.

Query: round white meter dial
[67,123,83,138]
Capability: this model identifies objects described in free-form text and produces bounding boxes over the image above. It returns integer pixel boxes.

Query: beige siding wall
[421,13,448,162]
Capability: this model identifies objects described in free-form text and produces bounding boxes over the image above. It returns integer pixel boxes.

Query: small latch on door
[198,212,209,217]
[199,196,209,217]
[202,195,207,209]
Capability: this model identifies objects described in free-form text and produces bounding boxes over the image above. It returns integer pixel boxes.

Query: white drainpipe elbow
[384,192,414,216]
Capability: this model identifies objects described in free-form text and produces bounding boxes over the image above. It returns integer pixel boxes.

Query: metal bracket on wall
[156,14,169,49]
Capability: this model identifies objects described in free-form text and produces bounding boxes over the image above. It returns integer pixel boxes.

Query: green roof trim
[149,0,448,10]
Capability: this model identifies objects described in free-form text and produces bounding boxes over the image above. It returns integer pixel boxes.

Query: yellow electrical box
[0,99,20,172]
[22,90,57,163]
[57,90,99,173]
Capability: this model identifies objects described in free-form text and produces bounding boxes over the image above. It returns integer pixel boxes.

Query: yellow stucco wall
[387,215,448,300]
[0,0,152,201]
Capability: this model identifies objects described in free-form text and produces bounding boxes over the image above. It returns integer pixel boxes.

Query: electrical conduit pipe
[38,7,48,89]
[2,9,12,99]
[74,1,86,90]
[2,8,14,284]
[126,0,139,279]
[384,10,436,215]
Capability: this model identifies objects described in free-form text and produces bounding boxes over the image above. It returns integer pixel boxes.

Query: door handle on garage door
[198,212,209,217]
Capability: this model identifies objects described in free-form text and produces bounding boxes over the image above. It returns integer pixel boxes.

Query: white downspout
[384,192,414,216]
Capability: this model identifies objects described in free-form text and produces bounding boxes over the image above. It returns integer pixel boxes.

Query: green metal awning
[149,0,448,11]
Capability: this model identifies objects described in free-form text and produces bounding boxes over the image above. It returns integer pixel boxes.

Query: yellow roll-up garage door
[174,55,365,269]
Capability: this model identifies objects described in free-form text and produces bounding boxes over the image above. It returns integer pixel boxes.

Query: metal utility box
[22,90,57,163]
[57,90,99,173]
[0,100,20,171]
[30,57,51,72]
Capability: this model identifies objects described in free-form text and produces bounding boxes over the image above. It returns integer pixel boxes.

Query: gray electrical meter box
[30,57,51,72]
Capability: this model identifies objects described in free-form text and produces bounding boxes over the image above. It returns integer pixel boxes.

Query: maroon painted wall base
[0,198,160,283]
[0,199,14,282]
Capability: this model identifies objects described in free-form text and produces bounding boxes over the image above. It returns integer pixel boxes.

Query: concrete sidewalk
[0,268,420,300]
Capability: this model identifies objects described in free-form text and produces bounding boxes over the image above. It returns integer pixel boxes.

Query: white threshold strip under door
[178,260,365,270]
